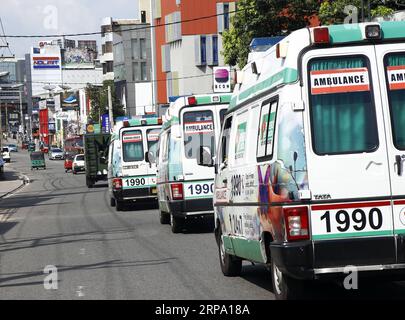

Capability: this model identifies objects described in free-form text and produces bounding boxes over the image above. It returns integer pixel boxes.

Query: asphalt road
[1,149,405,300]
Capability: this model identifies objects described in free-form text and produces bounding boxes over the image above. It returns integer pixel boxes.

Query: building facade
[151,0,237,105]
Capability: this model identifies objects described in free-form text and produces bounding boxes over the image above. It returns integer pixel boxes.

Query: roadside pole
[108,85,113,132]
[0,101,2,147]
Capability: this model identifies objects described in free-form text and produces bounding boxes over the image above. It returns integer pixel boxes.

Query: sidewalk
[0,167,25,199]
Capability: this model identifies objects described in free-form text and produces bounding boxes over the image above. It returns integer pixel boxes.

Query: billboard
[33,56,60,69]
[213,67,231,93]
[61,92,79,110]
[63,48,96,68]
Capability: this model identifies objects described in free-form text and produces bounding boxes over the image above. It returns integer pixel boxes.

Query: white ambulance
[156,94,231,233]
[108,117,162,211]
[210,21,405,299]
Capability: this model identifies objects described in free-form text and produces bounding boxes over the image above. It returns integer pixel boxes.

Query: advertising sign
[48,122,56,133]
[63,48,96,68]
[101,114,110,133]
[213,67,231,93]
[39,100,47,110]
[33,56,60,69]
[61,92,79,110]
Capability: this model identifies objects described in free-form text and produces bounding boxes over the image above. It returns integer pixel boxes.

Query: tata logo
[33,57,60,69]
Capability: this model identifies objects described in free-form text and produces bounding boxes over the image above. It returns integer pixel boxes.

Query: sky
[0,0,140,58]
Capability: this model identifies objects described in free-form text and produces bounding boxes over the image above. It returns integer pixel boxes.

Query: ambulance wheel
[170,214,183,233]
[110,198,116,207]
[270,260,305,300]
[218,228,242,277]
[116,200,124,212]
[160,210,170,224]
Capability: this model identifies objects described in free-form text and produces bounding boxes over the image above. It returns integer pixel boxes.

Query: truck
[84,133,111,188]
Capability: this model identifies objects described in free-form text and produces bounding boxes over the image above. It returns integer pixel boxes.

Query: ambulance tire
[116,200,124,212]
[218,228,242,277]
[270,260,305,300]
[110,197,116,207]
[159,210,170,224]
[170,214,183,233]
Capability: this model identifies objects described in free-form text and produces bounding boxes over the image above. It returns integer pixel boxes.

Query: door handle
[396,155,405,176]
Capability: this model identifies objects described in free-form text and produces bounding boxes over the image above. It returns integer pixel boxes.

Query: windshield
[76,155,85,161]
[52,148,62,152]
[308,56,379,155]
[2,148,9,152]
[122,130,144,162]
[385,53,405,150]
[183,110,215,159]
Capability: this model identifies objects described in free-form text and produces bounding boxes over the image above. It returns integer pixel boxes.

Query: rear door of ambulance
[376,44,405,257]
[302,45,396,270]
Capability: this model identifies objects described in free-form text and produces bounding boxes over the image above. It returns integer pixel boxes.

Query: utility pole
[19,90,23,141]
[108,85,113,132]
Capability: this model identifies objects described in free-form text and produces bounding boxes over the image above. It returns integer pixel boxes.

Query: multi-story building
[101,15,153,116]
[0,58,28,133]
[151,0,237,106]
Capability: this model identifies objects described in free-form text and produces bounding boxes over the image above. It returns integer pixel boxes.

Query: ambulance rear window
[385,53,405,150]
[309,56,378,155]
[122,130,144,162]
[183,110,215,159]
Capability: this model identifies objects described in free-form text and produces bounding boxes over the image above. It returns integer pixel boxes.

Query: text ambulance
[156,94,231,233]
[108,117,162,211]
[210,22,405,299]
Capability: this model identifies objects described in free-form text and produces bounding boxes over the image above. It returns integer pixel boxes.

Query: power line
[0,17,14,56]
[2,6,251,39]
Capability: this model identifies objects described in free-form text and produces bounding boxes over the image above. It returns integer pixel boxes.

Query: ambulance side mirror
[197,146,214,167]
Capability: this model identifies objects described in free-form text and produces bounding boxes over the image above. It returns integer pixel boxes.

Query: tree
[86,80,125,124]
[222,0,319,68]
[319,0,403,25]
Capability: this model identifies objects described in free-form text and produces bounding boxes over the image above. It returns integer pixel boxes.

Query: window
[140,39,147,59]
[224,3,230,30]
[122,130,144,162]
[385,53,405,150]
[220,116,233,166]
[147,129,160,159]
[201,36,207,65]
[309,56,378,155]
[257,100,278,159]
[133,62,140,81]
[183,110,215,159]
[234,114,248,161]
[141,62,148,81]
[132,39,139,60]
[212,35,218,65]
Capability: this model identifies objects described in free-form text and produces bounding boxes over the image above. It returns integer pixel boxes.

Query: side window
[219,116,233,167]
[257,100,278,160]
[234,111,249,164]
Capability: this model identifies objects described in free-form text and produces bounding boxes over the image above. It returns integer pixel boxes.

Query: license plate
[184,181,214,199]
[151,187,157,194]
[311,201,393,240]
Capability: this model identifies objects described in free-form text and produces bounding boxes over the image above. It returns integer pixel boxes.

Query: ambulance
[209,21,405,299]
[108,117,162,211]
[156,94,231,233]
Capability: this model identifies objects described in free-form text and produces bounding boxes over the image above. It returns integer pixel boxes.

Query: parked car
[2,146,10,163]
[49,148,64,160]
[72,154,85,174]
[0,155,5,176]
[7,144,18,152]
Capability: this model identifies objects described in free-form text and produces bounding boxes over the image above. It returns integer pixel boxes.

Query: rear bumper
[114,187,158,202]
[270,235,405,281]
[168,198,213,218]
[73,166,85,172]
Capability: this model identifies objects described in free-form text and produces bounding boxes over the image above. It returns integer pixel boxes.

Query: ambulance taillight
[113,178,123,190]
[188,96,197,106]
[283,207,310,241]
[313,27,330,44]
[171,183,184,200]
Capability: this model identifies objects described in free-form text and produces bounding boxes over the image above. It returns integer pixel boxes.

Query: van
[108,117,162,211]
[156,94,231,233]
[210,22,405,299]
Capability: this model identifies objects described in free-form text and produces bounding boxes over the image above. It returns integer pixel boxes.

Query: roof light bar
[188,96,197,106]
